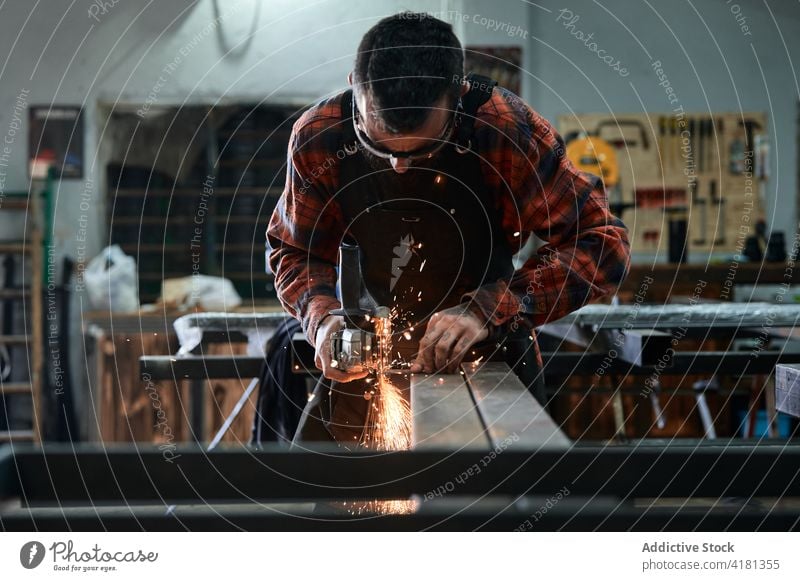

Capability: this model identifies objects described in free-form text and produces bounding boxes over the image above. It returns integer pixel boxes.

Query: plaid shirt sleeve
[268,90,631,344]
[266,101,345,346]
[462,89,631,330]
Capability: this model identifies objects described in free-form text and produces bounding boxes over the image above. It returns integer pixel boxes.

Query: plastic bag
[84,245,139,312]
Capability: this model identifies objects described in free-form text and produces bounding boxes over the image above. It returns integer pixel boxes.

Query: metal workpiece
[411,372,490,450]
[461,362,570,449]
[140,355,264,379]
[139,346,800,381]
[173,311,288,355]
[776,364,800,418]
[410,361,568,450]
[552,302,800,330]
[173,311,289,331]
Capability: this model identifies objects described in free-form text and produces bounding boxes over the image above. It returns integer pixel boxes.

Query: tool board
[557,112,768,258]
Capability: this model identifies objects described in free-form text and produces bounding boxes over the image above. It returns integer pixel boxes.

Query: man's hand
[314,314,370,382]
[409,304,489,375]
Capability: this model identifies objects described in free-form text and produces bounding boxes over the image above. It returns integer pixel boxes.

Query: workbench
[83,308,286,444]
[141,303,800,440]
[2,361,799,531]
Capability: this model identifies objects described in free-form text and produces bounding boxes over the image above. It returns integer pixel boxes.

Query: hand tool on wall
[729,126,746,174]
[754,132,770,208]
[658,116,667,173]
[709,179,725,245]
[687,117,696,174]
[740,118,763,161]
[670,117,679,173]
[594,119,650,150]
[712,117,723,172]
[697,118,705,174]
[690,179,707,245]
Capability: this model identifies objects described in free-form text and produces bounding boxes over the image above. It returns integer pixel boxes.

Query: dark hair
[354,12,464,133]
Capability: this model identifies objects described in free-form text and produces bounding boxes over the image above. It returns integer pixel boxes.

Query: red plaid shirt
[267,87,630,346]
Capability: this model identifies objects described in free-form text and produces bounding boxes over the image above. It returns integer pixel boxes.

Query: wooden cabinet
[83,311,266,444]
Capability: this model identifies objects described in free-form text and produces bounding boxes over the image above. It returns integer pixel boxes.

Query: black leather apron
[293,81,545,447]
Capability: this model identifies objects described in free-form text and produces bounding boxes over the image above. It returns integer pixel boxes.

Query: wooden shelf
[1,197,30,210]
[0,382,32,395]
[0,430,35,442]
[0,242,30,254]
[0,288,30,299]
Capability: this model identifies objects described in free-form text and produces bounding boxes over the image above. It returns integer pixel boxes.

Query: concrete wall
[526,0,800,245]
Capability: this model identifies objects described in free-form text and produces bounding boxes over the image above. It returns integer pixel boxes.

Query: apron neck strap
[454,73,497,152]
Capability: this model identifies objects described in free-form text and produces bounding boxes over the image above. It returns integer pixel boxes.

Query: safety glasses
[351,94,460,161]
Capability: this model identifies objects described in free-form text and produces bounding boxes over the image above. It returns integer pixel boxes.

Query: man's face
[353,85,461,174]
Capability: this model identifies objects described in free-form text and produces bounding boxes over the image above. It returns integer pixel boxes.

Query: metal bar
[462,362,569,449]
[1,501,798,531]
[140,355,264,380]
[411,373,490,449]
[207,378,260,451]
[5,444,800,503]
[543,351,800,376]
[0,431,35,442]
[0,382,32,395]
[175,312,288,332]
[551,303,800,330]
[140,350,800,383]
[776,364,800,418]
[177,304,800,342]
[141,349,800,384]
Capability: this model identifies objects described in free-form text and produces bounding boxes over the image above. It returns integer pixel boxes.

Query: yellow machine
[565,133,620,189]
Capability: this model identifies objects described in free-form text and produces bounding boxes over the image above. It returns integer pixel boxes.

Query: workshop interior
[1,0,800,532]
